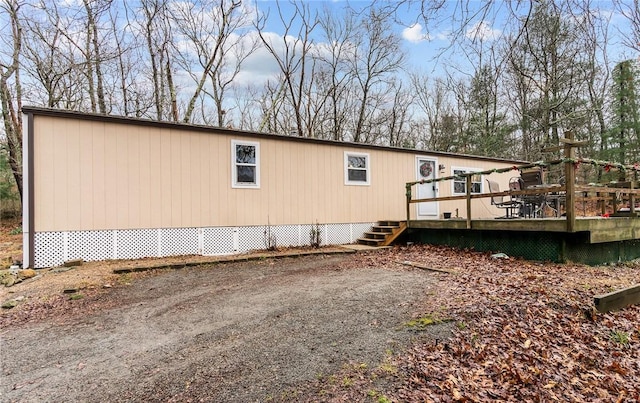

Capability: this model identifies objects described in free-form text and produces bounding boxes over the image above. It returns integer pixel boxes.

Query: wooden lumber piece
[398,261,456,274]
[594,284,640,313]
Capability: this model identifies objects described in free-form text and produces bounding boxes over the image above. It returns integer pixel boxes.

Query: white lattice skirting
[33,222,375,268]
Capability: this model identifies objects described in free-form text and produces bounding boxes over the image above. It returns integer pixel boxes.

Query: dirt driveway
[1,253,449,402]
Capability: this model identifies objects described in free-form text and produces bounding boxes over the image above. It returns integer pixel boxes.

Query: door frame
[415,156,439,218]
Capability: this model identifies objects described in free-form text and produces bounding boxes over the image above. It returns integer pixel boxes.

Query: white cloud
[436,31,451,41]
[234,50,282,87]
[465,21,501,42]
[402,23,430,44]
[231,31,287,87]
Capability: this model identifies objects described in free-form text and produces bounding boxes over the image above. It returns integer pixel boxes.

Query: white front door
[416,157,438,217]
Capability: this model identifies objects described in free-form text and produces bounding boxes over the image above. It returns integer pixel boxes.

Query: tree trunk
[0,0,23,201]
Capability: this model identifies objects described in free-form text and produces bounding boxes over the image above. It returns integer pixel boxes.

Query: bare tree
[348,8,405,143]
[256,0,319,137]
[20,1,84,109]
[172,0,257,126]
[135,0,178,121]
[614,0,640,54]
[110,3,138,117]
[504,1,589,161]
[411,73,459,152]
[258,77,288,133]
[573,0,612,166]
[79,0,111,114]
[315,6,356,141]
[379,80,414,147]
[0,0,23,199]
[229,84,263,130]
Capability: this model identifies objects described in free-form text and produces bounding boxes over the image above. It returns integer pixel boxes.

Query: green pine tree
[604,60,640,181]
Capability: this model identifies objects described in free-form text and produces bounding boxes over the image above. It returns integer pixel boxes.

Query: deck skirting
[408,225,640,265]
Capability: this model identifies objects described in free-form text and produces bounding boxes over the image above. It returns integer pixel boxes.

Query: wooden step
[363,231,388,239]
[378,220,402,227]
[356,237,385,246]
[371,226,397,233]
[356,221,407,247]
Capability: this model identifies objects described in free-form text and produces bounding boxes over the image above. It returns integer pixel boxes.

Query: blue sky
[239,0,635,85]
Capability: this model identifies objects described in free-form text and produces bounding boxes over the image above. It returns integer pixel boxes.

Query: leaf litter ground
[2,241,639,402]
[300,244,640,402]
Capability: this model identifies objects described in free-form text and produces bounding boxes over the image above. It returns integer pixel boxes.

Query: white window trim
[451,167,482,195]
[231,140,260,189]
[344,151,370,186]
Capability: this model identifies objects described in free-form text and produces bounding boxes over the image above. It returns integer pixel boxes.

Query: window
[232,140,260,188]
[452,168,482,194]
[344,152,370,185]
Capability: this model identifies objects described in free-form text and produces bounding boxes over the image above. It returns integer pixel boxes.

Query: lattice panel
[325,223,352,245]
[116,229,158,260]
[34,232,65,268]
[266,225,301,247]
[160,228,199,256]
[31,222,373,268]
[202,227,235,255]
[299,224,315,247]
[351,223,375,243]
[67,230,114,262]
[238,226,265,252]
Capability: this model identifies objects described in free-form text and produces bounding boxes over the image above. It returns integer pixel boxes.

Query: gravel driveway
[1,254,448,402]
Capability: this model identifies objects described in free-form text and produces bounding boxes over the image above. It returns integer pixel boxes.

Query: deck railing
[405,157,640,232]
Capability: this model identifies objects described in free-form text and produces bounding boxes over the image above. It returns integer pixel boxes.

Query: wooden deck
[402,138,640,264]
[408,216,640,244]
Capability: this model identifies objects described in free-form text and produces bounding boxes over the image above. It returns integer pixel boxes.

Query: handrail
[405,154,640,231]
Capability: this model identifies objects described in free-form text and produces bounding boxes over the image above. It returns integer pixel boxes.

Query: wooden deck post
[466,175,472,229]
[563,132,578,232]
[406,184,412,227]
[631,181,636,214]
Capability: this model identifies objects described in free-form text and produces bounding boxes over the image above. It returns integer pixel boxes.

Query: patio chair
[487,179,521,218]
[520,167,543,188]
[519,167,546,217]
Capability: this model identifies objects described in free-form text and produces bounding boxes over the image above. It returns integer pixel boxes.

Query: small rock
[103,284,112,289]
[63,259,83,267]
[13,295,25,302]
[491,253,510,259]
[0,270,15,286]
[18,269,36,279]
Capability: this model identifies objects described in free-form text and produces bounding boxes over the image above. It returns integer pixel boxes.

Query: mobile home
[22,107,521,268]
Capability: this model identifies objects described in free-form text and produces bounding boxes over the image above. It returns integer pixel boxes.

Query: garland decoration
[406,156,640,189]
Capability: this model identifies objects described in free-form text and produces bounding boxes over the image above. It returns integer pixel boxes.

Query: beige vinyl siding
[32,115,518,232]
[436,157,515,219]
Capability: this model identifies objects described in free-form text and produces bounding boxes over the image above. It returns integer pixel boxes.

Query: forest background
[2,0,640,212]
